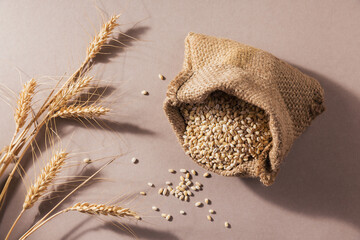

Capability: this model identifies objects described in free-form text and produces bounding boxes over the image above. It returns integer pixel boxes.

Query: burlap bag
[163,33,325,186]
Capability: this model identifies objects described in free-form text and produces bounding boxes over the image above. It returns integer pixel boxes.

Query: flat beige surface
[0,1,359,239]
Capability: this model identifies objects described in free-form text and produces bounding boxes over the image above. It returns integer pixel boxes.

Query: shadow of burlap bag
[163,33,325,186]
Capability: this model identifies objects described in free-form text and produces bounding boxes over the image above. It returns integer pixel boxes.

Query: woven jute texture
[163,33,325,186]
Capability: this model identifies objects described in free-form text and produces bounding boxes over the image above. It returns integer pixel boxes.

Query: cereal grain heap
[181,91,272,172]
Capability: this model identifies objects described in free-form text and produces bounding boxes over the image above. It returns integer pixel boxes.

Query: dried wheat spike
[52,105,109,119]
[23,151,68,210]
[51,76,93,111]
[15,78,37,131]
[87,15,120,60]
[66,202,138,218]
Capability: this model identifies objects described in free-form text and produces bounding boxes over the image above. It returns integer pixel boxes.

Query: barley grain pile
[180,91,272,172]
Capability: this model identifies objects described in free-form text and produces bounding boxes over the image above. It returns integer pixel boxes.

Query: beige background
[0,0,359,239]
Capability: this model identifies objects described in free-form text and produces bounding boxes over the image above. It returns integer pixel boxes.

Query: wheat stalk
[19,201,138,240]
[23,151,68,210]
[14,78,37,132]
[0,14,120,204]
[5,151,68,240]
[52,105,109,119]
[19,160,114,240]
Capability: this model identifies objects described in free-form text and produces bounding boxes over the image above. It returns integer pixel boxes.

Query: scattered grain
[131,157,138,164]
[83,158,91,164]
[207,215,213,221]
[180,168,187,173]
[180,210,186,215]
[224,222,230,228]
[158,188,164,195]
[147,182,154,187]
[152,206,159,211]
[195,202,202,207]
[203,172,211,178]
[168,169,176,173]
[141,90,149,95]
[159,74,166,80]
[140,192,146,196]
[163,188,168,196]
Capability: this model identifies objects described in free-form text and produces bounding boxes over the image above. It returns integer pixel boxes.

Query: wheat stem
[5,208,25,240]
[20,209,67,240]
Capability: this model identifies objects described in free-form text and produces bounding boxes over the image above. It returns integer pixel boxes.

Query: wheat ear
[50,76,93,111]
[20,202,138,240]
[52,105,109,119]
[20,160,114,240]
[5,151,68,240]
[14,78,37,132]
[66,202,138,218]
[87,15,120,60]
[23,151,68,210]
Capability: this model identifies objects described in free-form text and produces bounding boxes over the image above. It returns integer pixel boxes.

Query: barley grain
[141,90,149,95]
[152,206,159,211]
[195,202,202,207]
[180,210,186,215]
[147,182,154,187]
[168,169,176,173]
[140,192,146,196]
[131,157,138,164]
[158,188,164,195]
[207,215,213,221]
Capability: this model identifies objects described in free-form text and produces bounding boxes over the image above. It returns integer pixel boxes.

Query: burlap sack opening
[163,33,325,186]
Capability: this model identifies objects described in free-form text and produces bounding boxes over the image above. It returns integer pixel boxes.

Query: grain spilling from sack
[180,91,272,172]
